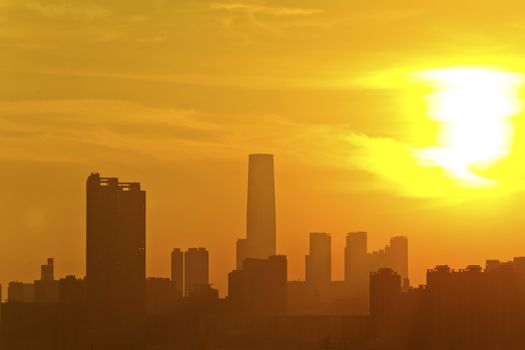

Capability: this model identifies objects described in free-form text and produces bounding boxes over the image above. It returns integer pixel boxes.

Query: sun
[415,67,523,186]
[349,65,525,198]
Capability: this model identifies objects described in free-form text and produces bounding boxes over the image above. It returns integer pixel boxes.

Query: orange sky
[3,1,525,295]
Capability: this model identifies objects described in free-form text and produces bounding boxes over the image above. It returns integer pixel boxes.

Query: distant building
[236,154,276,268]
[286,281,319,315]
[345,232,368,288]
[344,232,409,312]
[305,232,331,296]
[344,232,368,309]
[58,276,85,304]
[145,277,178,316]
[236,238,248,270]
[186,284,219,304]
[389,236,409,285]
[34,258,58,303]
[367,236,409,285]
[170,248,184,298]
[228,255,287,318]
[41,258,54,281]
[184,248,209,296]
[7,282,34,303]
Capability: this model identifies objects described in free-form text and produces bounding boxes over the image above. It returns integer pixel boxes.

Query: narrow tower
[171,248,184,298]
[246,154,276,258]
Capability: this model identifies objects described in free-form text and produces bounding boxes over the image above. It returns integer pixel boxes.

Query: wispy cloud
[0,98,359,178]
[0,99,222,162]
[210,2,324,16]
[24,1,112,19]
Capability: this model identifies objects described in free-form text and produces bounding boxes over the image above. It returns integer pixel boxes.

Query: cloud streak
[210,2,324,16]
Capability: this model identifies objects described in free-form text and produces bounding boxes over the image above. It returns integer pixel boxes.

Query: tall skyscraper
[305,232,332,288]
[171,248,184,298]
[345,232,368,290]
[184,247,209,296]
[236,239,248,270]
[86,173,146,345]
[236,154,276,268]
[389,236,409,287]
[344,232,409,312]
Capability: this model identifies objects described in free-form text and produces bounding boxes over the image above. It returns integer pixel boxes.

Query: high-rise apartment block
[184,248,209,296]
[171,248,184,298]
[86,173,146,344]
[305,232,332,288]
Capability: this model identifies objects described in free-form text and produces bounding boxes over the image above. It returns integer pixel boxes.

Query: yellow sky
[3,0,525,295]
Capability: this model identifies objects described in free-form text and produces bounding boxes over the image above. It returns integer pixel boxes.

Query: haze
[3,0,525,295]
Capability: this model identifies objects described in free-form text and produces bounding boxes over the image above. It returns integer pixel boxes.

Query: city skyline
[1,155,412,297]
[3,162,525,349]
[5,1,525,298]
[5,1,525,348]
[0,154,504,298]
[1,153,522,297]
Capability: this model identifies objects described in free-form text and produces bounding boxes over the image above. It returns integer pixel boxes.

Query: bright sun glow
[350,65,525,198]
[415,67,523,186]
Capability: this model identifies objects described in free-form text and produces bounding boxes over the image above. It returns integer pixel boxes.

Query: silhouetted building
[367,236,410,283]
[287,280,361,316]
[228,255,287,318]
[86,172,146,348]
[0,302,87,350]
[184,248,209,296]
[344,232,409,313]
[34,258,58,303]
[187,284,219,305]
[41,258,54,281]
[7,282,34,303]
[287,281,320,314]
[236,238,248,270]
[145,277,178,316]
[344,231,368,312]
[34,280,58,304]
[389,236,409,285]
[236,154,276,268]
[247,315,369,348]
[425,263,496,348]
[370,268,402,338]
[305,232,332,292]
[58,275,85,304]
[170,248,184,298]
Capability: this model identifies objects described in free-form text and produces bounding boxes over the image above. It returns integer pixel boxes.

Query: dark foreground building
[5,257,525,349]
[367,258,525,350]
[86,173,146,349]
